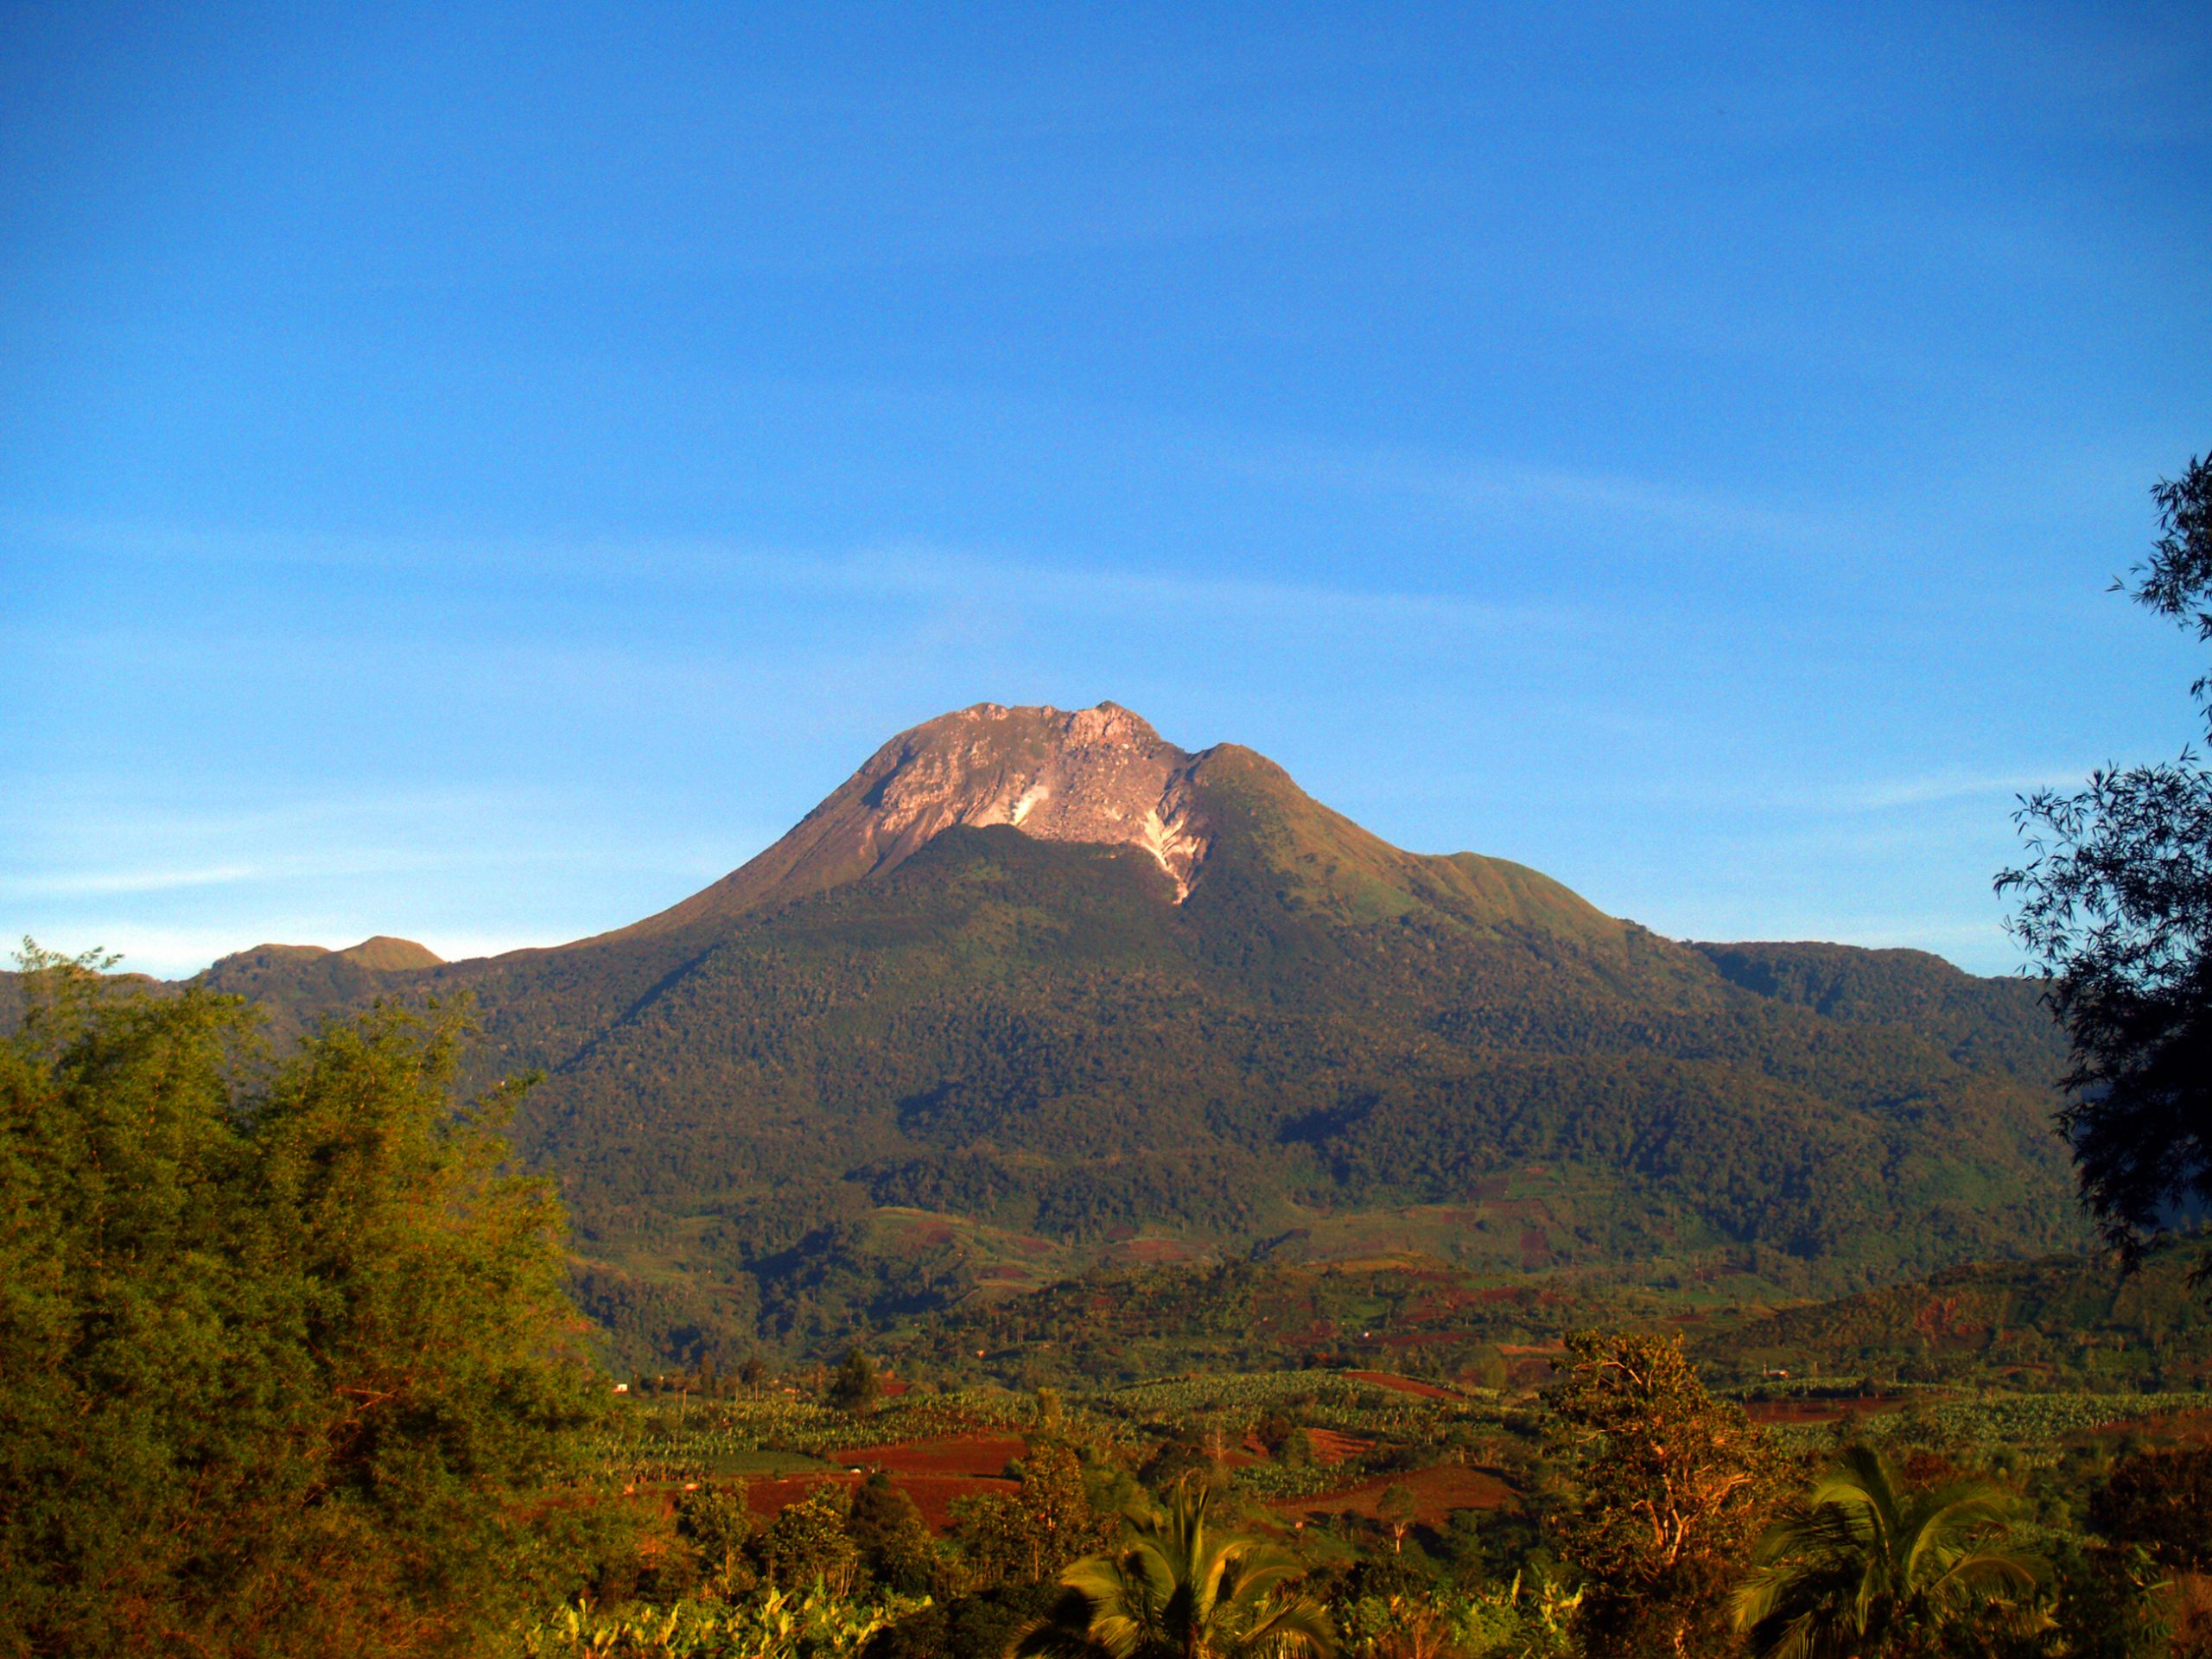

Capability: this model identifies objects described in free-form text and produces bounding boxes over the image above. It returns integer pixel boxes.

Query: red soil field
[1110,1236,1206,1264]
[2093,1405,2212,1446]
[1270,1462,1516,1528]
[830,1434,1025,1478]
[1301,1429,1372,1465]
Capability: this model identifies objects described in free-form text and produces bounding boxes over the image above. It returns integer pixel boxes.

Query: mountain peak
[334,936,443,971]
[207,936,442,976]
[855,702,1210,895]
[608,702,1216,941]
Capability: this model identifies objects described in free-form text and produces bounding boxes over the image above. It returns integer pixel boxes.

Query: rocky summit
[609,702,1215,943]
[854,702,1214,898]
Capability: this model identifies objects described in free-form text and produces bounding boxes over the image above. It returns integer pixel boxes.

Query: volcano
[189,702,2079,1365]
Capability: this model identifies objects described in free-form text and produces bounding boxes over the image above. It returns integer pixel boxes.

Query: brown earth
[831,1433,1025,1478]
[2092,1405,2212,1446]
[1270,1462,1516,1529]
[1301,1428,1373,1466]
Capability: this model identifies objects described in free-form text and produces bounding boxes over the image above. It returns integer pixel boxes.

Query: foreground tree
[1548,1329,1783,1658]
[1999,451,2212,1275]
[1733,1445,2045,1658]
[956,1440,1112,1592]
[1010,1479,1334,1658]
[0,950,602,1658]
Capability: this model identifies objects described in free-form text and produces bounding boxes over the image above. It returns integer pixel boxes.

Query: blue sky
[3,2,2206,977]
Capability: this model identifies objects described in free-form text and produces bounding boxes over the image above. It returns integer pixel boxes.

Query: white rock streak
[855,702,1213,899]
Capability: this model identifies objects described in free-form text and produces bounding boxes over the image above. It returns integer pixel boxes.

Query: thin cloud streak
[1211,441,1860,552]
[1827,769,2089,813]
[21,518,1599,639]
[6,865,258,898]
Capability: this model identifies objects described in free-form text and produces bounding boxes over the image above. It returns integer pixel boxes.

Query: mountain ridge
[10,701,2083,1367]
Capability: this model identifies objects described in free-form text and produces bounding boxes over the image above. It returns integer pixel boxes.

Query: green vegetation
[0,949,604,1657]
[2001,448,2212,1277]
[10,608,2206,1654]
[1734,1446,2046,1658]
[1011,1481,1334,1657]
[160,802,2088,1370]
[1548,1332,1784,1657]
[2,972,2203,1659]
[1698,1247,2212,1391]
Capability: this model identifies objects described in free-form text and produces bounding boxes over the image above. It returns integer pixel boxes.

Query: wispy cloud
[5,865,258,898]
[1206,442,1860,552]
[1825,769,2087,813]
[1382,456,1850,549]
[18,518,1605,643]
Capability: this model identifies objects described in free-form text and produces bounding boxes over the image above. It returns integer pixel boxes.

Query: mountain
[143,703,2083,1366]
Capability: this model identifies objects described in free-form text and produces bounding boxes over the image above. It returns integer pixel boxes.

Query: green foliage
[1734,1445,2047,1658]
[830,1347,885,1414]
[165,784,2085,1367]
[1548,1329,1785,1658]
[1011,1479,1336,1658]
[1999,448,2212,1275]
[0,950,603,1658]
[847,1475,938,1595]
[951,1442,1112,1592]
[676,1482,757,1599]
[1697,1248,2212,1391]
[518,1584,929,1657]
[758,1485,861,1594]
[1333,1578,1580,1659]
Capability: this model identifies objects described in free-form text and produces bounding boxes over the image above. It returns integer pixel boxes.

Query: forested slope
[12,705,2089,1366]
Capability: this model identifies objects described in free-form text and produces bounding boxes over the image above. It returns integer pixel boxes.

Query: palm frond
[1239,1598,1337,1657]
[1008,1586,1131,1659]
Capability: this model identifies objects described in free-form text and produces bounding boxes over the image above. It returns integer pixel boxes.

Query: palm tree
[1733,1443,2047,1658]
[1009,1479,1335,1659]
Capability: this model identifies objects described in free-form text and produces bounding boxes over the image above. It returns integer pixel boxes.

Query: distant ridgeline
[19,702,2090,1369]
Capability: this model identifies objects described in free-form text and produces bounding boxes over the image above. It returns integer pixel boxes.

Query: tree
[676,1480,756,1599]
[1375,1484,1420,1556]
[1548,1329,1783,1658]
[849,1472,939,1594]
[2000,452,2212,1275]
[954,1442,1110,1591]
[830,1346,885,1414]
[1010,1478,1334,1658]
[1733,1444,2046,1658]
[756,1484,861,1593]
[0,951,602,1657]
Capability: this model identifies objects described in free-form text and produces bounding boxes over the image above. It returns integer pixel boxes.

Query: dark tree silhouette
[827,1345,883,1414]
[2000,452,2212,1274]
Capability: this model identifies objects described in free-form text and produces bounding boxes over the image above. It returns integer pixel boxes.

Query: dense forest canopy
[30,713,2077,1372]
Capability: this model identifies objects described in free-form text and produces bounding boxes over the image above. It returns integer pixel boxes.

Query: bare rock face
[613,702,1217,941]
[852,702,1211,898]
